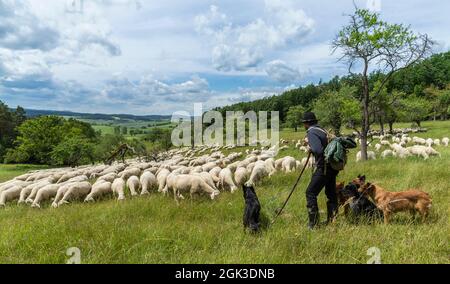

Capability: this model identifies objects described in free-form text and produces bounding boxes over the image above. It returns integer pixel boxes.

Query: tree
[285,106,305,132]
[400,96,431,127]
[121,126,128,135]
[51,137,95,167]
[332,8,433,160]
[5,116,98,165]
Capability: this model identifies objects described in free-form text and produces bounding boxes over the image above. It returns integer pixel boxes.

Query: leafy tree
[332,8,433,160]
[145,128,172,151]
[121,126,128,135]
[51,137,95,167]
[400,96,431,127]
[285,106,305,132]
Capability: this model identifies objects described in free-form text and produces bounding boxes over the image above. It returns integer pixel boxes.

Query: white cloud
[195,1,314,72]
[265,60,302,83]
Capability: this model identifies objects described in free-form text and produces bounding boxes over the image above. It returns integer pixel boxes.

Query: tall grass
[0,121,448,264]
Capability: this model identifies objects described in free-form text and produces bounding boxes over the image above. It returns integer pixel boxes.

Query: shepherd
[302,112,339,230]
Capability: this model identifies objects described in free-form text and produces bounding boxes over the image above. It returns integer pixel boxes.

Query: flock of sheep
[353,132,448,162]
[0,128,446,209]
[0,143,312,208]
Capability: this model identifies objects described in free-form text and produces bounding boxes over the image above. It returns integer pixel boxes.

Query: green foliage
[144,128,172,151]
[50,137,95,167]
[400,95,431,127]
[285,105,305,132]
[0,101,27,160]
[4,116,99,165]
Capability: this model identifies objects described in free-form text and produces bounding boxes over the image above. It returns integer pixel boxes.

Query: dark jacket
[306,124,328,168]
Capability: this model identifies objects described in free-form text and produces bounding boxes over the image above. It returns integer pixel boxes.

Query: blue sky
[0,0,449,115]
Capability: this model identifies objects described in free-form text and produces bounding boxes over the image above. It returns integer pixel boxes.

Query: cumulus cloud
[195,1,314,72]
[265,60,302,83]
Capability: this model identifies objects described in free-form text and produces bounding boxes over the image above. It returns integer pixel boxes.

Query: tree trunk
[388,122,394,133]
[360,62,370,161]
[379,117,384,135]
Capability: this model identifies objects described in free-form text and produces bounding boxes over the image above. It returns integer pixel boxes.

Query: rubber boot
[307,208,320,230]
[323,202,338,225]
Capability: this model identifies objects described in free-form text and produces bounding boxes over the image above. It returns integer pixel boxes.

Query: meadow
[0,121,448,264]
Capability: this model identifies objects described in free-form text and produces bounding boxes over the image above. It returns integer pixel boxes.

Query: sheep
[380,140,390,146]
[407,145,430,160]
[157,168,171,193]
[58,182,92,206]
[264,158,276,176]
[0,180,29,195]
[375,144,382,152]
[25,179,54,204]
[433,139,440,146]
[412,137,427,145]
[193,172,219,192]
[0,185,26,207]
[234,167,249,187]
[167,174,220,204]
[126,176,141,196]
[57,171,81,184]
[84,181,113,202]
[218,168,238,193]
[95,173,117,185]
[356,151,376,162]
[119,168,141,180]
[281,156,297,173]
[381,150,394,159]
[246,161,269,186]
[442,137,449,147]
[209,167,222,180]
[31,184,66,208]
[301,156,315,169]
[112,178,126,201]
[426,138,434,147]
[140,171,157,195]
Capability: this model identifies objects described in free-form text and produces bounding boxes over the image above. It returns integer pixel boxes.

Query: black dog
[243,184,261,233]
[342,183,383,222]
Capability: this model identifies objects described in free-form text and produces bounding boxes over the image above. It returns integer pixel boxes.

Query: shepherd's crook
[272,152,312,225]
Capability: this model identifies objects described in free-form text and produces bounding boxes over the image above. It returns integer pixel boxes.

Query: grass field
[0,121,449,264]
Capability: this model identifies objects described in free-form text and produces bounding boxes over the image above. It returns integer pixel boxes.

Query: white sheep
[193,172,219,192]
[0,185,26,207]
[375,144,382,152]
[281,156,297,173]
[218,168,238,193]
[264,158,276,176]
[58,182,92,206]
[381,150,394,159]
[157,168,171,193]
[127,176,141,196]
[112,178,126,201]
[246,161,269,186]
[234,167,249,187]
[140,171,157,195]
[426,138,434,147]
[433,139,440,146]
[119,167,141,180]
[442,137,449,147]
[166,174,220,204]
[84,181,113,202]
[407,145,430,160]
[356,151,376,162]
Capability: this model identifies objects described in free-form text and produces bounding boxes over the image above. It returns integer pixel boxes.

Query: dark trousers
[305,165,338,212]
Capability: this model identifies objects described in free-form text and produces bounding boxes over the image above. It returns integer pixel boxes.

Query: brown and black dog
[358,179,432,224]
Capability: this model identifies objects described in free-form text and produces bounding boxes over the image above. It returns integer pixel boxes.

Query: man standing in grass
[302,112,339,230]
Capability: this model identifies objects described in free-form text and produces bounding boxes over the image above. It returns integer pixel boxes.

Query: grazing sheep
[0,185,25,207]
[119,168,141,180]
[407,145,441,160]
[246,161,269,186]
[31,183,68,208]
[84,181,113,202]
[95,173,117,184]
[281,156,297,173]
[433,139,440,146]
[218,168,238,193]
[57,171,81,184]
[165,174,220,203]
[157,168,171,193]
[234,167,249,187]
[58,182,92,206]
[264,158,276,176]
[356,151,376,162]
[381,150,394,159]
[375,144,382,152]
[442,137,449,147]
[209,167,222,180]
[426,138,434,147]
[380,140,390,146]
[25,179,54,204]
[193,172,219,191]
[301,156,315,169]
[412,137,427,145]
[112,178,126,201]
[127,176,141,196]
[140,171,157,195]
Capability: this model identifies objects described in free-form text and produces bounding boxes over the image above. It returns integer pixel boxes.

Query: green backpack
[324,137,357,171]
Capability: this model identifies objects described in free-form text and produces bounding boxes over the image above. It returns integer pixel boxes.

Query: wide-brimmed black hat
[302,112,318,123]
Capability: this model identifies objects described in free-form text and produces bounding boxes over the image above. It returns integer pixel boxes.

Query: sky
[0,0,449,115]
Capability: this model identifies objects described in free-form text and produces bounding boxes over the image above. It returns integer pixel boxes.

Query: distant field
[85,118,174,137]
[0,121,449,264]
